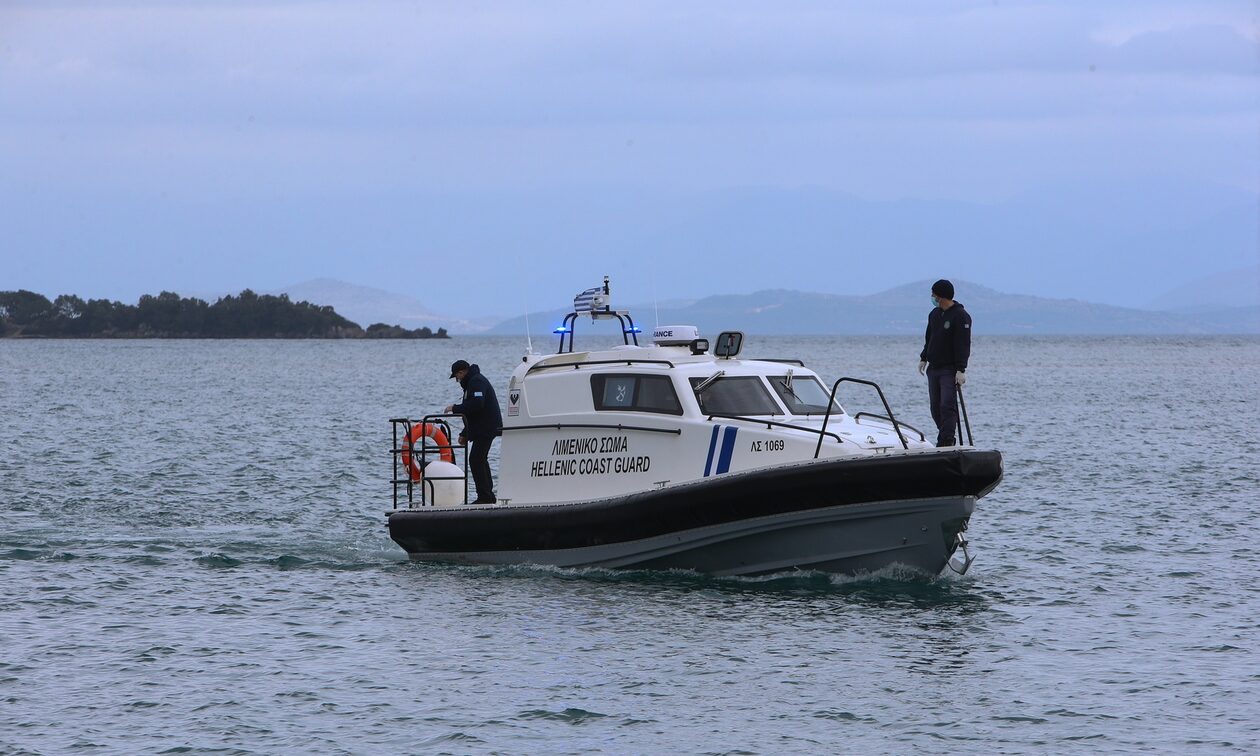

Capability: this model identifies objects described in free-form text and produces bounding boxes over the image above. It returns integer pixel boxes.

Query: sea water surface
[2,336,1258,753]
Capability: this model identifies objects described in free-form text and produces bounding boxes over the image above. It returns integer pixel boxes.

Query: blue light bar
[624,326,642,333]
[553,326,570,334]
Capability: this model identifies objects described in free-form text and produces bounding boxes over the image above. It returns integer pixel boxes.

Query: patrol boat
[387,279,1003,576]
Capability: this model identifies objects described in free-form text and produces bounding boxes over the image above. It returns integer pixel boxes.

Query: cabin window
[590,374,684,415]
[769,375,843,415]
[689,376,782,416]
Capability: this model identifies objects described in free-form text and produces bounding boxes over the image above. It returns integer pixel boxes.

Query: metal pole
[814,380,841,459]
[401,419,415,507]
[956,385,973,445]
[955,390,962,445]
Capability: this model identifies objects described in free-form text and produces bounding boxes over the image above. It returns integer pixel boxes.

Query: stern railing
[390,414,469,509]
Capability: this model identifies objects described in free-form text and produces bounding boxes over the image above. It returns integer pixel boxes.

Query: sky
[2,1,1257,316]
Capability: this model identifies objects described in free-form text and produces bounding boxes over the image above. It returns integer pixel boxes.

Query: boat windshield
[690,376,782,416]
[768,375,843,415]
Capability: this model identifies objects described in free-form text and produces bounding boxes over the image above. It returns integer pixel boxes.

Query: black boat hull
[387,448,1002,576]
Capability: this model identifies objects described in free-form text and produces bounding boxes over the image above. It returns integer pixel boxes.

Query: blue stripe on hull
[703,425,721,477]
[716,427,738,474]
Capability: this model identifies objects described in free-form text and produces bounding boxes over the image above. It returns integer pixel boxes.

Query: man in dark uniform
[918,279,971,447]
[444,359,503,504]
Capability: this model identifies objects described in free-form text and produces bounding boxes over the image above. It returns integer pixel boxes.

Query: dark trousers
[927,368,958,447]
[468,436,496,502]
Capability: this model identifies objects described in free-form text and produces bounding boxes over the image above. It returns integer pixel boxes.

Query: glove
[955,371,966,386]
[918,360,927,375]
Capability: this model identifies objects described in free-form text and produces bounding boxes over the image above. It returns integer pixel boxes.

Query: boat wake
[411,558,984,603]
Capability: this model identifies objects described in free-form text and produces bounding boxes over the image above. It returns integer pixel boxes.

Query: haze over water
[2,336,1258,752]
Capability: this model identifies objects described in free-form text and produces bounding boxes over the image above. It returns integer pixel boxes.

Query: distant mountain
[10,175,1256,314]
[1145,264,1260,313]
[449,177,1254,311]
[273,279,500,334]
[486,280,1260,336]
[1173,305,1260,333]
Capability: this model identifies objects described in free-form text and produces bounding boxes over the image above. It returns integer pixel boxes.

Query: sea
[2,335,1258,754]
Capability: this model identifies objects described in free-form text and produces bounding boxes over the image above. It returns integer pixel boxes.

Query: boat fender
[401,423,455,482]
[420,460,465,506]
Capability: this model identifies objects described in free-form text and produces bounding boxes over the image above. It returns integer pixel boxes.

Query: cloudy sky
[2,1,1256,315]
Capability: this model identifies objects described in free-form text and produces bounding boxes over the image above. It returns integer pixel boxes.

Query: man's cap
[449,359,470,378]
[932,279,954,299]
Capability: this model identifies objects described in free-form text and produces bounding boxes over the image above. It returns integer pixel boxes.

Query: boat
[386,278,1002,576]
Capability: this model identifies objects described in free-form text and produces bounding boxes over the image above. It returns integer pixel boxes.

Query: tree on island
[0,289,449,339]
[365,323,448,339]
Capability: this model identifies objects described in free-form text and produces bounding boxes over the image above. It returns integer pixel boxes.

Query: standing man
[918,279,971,447]
[445,359,503,504]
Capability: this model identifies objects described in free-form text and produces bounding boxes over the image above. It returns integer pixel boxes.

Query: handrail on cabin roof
[525,358,676,375]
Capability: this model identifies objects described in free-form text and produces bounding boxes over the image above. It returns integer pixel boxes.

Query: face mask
[931,296,940,307]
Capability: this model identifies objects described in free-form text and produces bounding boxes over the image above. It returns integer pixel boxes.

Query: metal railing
[526,358,675,376]
[555,310,641,353]
[390,414,469,509]
[703,413,844,445]
[854,412,926,443]
[502,422,681,436]
[956,386,974,446]
[815,377,909,457]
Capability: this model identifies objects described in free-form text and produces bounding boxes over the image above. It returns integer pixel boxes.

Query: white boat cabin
[494,309,931,506]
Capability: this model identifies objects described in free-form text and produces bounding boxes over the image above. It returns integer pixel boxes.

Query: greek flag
[573,285,606,312]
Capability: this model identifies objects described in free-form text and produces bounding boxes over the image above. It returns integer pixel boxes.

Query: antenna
[651,261,660,327]
[518,256,534,355]
[524,306,534,355]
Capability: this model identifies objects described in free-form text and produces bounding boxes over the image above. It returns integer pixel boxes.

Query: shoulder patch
[473,391,484,397]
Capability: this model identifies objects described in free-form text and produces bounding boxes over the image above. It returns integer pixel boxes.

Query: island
[0,289,449,339]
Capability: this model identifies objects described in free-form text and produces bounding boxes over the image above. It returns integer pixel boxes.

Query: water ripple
[2,337,1258,753]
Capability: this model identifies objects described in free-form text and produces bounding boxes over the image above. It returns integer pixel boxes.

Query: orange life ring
[401,423,455,482]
